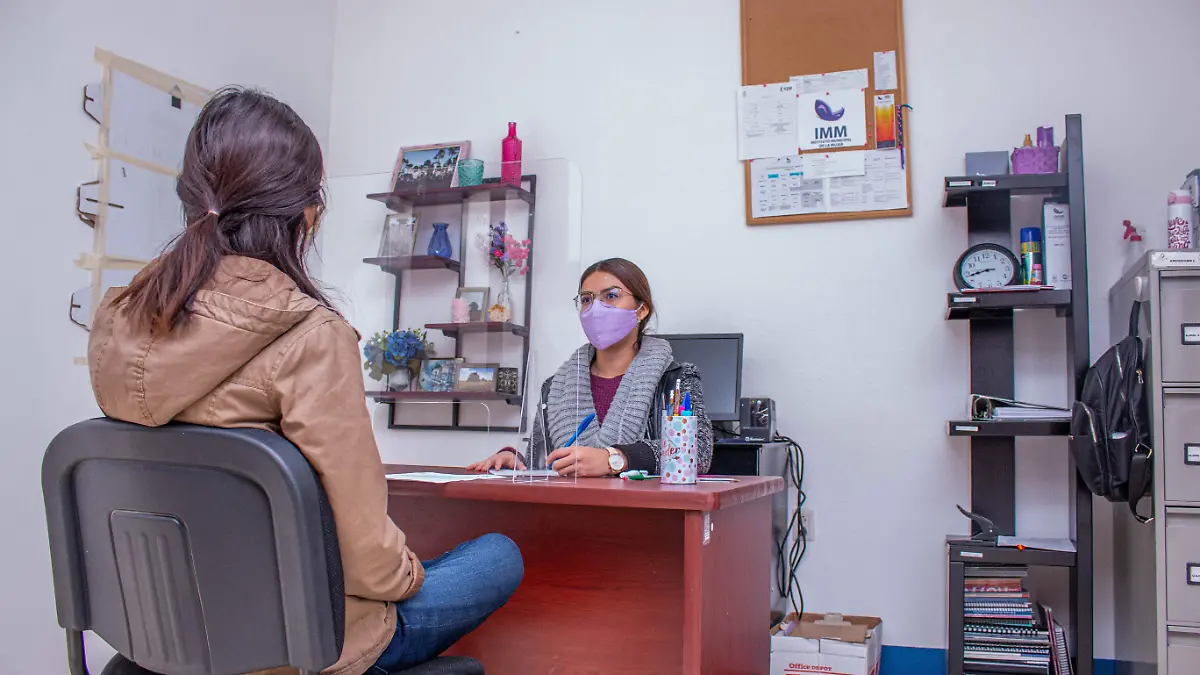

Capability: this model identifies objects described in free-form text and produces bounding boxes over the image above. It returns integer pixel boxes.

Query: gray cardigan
[520,361,714,474]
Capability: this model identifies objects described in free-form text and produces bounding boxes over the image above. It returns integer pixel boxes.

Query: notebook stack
[963,566,1051,674]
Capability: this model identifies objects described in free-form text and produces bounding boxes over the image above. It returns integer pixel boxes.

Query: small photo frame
[419,358,461,393]
[378,213,417,257]
[455,287,490,322]
[390,141,470,193]
[455,364,498,393]
[496,367,519,395]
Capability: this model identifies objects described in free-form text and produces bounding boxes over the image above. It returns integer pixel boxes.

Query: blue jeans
[370,534,524,673]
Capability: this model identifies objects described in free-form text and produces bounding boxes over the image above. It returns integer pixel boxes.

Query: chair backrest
[42,418,344,675]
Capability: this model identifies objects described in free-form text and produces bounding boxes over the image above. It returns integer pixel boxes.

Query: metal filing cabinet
[1111,250,1200,675]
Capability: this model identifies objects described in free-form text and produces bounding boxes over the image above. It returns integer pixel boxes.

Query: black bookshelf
[943,115,1093,675]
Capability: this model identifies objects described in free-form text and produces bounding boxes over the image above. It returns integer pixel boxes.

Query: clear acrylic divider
[321,158,582,476]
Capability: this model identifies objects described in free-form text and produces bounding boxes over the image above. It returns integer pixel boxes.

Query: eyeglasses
[574,287,634,312]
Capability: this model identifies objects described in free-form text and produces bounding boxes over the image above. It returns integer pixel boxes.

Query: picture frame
[455,287,490,323]
[496,367,520,395]
[377,213,417,257]
[390,141,470,193]
[455,364,499,393]
[418,358,461,393]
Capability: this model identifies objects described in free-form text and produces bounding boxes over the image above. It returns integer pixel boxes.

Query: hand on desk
[547,446,617,477]
[466,450,526,472]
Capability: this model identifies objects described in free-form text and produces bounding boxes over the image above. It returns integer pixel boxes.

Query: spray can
[1020,227,1043,285]
[1168,190,1194,249]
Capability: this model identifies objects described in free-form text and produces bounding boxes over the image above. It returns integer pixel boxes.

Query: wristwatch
[605,447,627,474]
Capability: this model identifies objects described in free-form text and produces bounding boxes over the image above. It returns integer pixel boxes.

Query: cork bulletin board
[741,0,912,225]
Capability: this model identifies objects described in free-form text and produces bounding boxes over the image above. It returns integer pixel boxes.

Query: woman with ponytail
[90,88,522,675]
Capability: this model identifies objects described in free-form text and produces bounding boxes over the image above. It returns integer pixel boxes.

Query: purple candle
[1036,126,1054,148]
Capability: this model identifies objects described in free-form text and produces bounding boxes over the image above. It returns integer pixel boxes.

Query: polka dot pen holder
[660,414,699,485]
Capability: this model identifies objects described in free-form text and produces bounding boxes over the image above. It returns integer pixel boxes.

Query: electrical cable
[773,433,806,617]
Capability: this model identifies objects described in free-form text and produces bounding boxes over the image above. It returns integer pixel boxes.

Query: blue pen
[565,412,596,447]
[682,392,692,416]
[552,413,596,472]
[549,410,595,468]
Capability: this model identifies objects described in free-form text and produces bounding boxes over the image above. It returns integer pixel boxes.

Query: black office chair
[42,418,484,675]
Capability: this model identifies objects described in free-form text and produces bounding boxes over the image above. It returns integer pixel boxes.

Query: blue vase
[427,222,453,258]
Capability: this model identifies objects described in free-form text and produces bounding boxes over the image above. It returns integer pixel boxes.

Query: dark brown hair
[114,86,329,334]
[579,258,655,339]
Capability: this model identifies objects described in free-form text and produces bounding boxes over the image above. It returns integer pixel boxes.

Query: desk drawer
[1167,509,1200,625]
[1161,272,1200,383]
[1169,627,1200,675]
[1166,390,1200,503]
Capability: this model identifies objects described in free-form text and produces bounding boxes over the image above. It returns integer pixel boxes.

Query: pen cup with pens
[661,414,698,485]
[661,389,698,485]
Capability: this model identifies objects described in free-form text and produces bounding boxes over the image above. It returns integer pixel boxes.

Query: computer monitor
[658,333,743,422]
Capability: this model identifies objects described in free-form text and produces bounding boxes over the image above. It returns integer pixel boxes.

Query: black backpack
[1070,301,1153,522]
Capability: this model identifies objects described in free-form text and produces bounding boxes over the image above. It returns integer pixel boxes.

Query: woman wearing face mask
[467,258,713,477]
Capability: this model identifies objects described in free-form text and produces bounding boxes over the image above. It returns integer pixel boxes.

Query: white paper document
[749,155,826,219]
[386,472,503,484]
[750,150,906,219]
[797,90,868,150]
[827,149,908,212]
[791,68,869,94]
[873,51,898,91]
[737,82,799,160]
[803,151,865,179]
[991,407,1070,420]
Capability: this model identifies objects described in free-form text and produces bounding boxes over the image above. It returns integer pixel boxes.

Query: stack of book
[963,566,1051,674]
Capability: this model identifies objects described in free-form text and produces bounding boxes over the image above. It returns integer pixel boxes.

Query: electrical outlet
[801,507,815,542]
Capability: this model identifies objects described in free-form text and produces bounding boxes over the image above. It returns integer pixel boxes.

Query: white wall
[0,1,335,671]
[327,0,1200,654]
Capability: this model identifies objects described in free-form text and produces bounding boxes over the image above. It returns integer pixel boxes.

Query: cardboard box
[770,613,882,675]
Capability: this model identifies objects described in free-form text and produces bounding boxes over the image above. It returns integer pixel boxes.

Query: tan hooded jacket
[88,255,421,675]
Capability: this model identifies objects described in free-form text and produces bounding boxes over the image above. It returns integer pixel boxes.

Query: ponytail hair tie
[208,209,220,217]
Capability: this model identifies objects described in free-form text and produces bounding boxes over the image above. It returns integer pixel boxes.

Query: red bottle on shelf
[501,122,522,186]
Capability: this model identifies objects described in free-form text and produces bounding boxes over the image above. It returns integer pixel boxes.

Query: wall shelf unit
[943,115,1093,675]
[366,182,534,209]
[946,419,1071,437]
[363,255,462,274]
[942,172,1068,207]
[364,175,537,433]
[367,390,523,407]
[945,289,1072,320]
[424,322,530,339]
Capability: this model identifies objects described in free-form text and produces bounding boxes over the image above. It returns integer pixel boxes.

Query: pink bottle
[501,122,522,186]
[1168,190,1195,249]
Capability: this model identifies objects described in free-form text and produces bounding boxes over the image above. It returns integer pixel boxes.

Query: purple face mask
[580,300,641,350]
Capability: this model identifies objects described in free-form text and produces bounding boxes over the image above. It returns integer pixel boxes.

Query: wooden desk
[386,467,784,675]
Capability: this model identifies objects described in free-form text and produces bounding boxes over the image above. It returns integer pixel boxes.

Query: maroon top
[590,373,624,424]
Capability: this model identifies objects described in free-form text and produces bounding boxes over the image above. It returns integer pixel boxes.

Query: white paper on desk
[796,90,868,151]
[791,68,869,94]
[803,151,865,179]
[749,155,826,219]
[996,536,1076,553]
[386,472,503,484]
[873,51,898,91]
[736,82,799,160]
[827,149,907,212]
